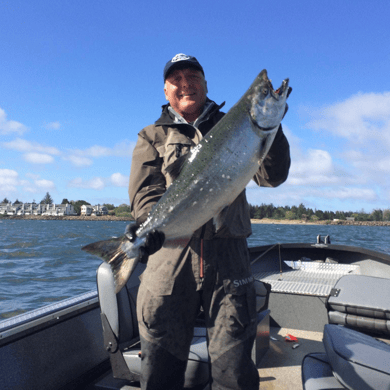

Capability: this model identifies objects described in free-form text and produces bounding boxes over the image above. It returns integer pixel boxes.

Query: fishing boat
[1,235,390,390]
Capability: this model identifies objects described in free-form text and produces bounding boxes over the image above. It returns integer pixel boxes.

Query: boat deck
[258,327,324,390]
[94,327,324,390]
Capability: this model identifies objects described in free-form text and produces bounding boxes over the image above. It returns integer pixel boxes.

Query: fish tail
[82,235,140,293]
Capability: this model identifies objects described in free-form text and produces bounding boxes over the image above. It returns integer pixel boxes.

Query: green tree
[40,192,53,204]
[335,211,346,220]
[115,204,133,218]
[1,198,10,203]
[61,198,70,204]
[310,215,320,222]
[371,209,383,221]
[273,207,285,220]
[285,210,295,220]
[296,203,306,219]
[383,209,390,221]
[289,206,298,219]
[103,203,115,210]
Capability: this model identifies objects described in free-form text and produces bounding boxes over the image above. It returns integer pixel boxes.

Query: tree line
[249,203,390,222]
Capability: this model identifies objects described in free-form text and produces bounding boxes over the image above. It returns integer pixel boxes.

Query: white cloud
[0,108,28,135]
[67,140,135,160]
[341,150,390,176]
[89,178,105,190]
[35,179,55,189]
[65,155,93,167]
[68,173,129,190]
[301,186,377,201]
[110,172,128,187]
[68,177,106,190]
[306,91,390,145]
[3,138,60,155]
[0,170,55,196]
[86,145,115,157]
[3,137,133,169]
[63,140,134,167]
[24,153,55,164]
[288,148,342,186]
[25,172,40,180]
[44,121,61,130]
[0,169,19,192]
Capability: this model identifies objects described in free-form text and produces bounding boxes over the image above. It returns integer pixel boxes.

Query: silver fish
[82,69,291,293]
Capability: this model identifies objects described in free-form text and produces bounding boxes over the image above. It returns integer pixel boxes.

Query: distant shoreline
[2,215,390,227]
[252,218,390,226]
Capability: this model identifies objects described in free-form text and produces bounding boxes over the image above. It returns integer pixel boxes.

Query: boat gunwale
[0,290,99,346]
[248,242,390,265]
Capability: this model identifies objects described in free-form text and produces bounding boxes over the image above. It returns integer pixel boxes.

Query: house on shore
[0,202,77,216]
[80,204,108,216]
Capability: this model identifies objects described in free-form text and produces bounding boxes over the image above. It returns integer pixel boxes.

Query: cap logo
[171,53,191,63]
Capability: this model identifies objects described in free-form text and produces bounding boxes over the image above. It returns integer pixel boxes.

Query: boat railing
[0,289,98,341]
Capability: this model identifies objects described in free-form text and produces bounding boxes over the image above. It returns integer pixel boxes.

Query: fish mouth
[273,79,291,99]
[258,69,290,100]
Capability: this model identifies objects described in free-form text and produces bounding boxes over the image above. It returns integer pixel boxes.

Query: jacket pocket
[162,132,193,186]
[222,279,257,339]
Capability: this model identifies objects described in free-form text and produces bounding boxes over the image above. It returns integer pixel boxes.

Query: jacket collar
[155,98,225,127]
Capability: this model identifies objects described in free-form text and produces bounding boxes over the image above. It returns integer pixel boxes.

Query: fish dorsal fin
[165,154,188,181]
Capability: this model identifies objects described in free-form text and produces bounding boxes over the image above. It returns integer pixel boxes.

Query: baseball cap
[163,53,204,81]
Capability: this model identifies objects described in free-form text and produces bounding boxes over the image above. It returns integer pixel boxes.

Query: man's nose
[180,77,193,88]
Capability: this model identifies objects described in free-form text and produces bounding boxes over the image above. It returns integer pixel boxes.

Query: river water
[1,220,390,319]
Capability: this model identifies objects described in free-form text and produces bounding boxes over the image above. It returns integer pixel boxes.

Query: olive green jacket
[129,100,290,239]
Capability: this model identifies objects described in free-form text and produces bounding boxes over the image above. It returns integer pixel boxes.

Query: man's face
[164,67,208,122]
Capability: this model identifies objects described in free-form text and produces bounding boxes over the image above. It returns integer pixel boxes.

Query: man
[128,53,290,390]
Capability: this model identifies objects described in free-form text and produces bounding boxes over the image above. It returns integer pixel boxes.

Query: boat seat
[326,274,390,336]
[302,324,390,390]
[301,352,347,390]
[97,262,210,388]
[97,262,271,388]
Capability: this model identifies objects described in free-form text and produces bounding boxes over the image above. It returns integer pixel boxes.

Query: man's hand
[125,222,165,264]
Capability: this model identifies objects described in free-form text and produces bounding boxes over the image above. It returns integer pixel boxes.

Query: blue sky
[1,0,390,213]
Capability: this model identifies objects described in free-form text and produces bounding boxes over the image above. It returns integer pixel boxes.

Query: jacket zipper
[200,238,204,280]
[199,225,206,280]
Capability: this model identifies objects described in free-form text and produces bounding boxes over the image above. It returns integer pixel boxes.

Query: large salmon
[83,69,291,293]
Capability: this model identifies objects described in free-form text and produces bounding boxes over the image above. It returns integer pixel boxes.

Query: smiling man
[163,58,208,123]
[128,54,291,389]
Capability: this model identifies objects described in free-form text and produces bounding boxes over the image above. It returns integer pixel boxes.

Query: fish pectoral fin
[213,206,229,232]
[165,154,188,181]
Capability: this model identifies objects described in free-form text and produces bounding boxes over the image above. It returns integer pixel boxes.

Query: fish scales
[82,69,291,292]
